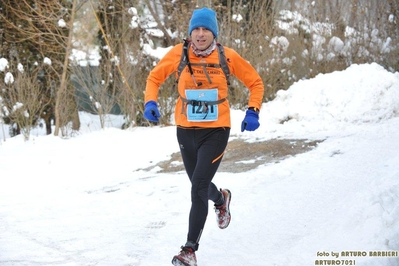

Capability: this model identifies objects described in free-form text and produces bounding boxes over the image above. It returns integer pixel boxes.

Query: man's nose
[197,28,206,35]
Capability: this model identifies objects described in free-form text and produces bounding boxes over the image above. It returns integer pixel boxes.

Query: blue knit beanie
[188,7,218,38]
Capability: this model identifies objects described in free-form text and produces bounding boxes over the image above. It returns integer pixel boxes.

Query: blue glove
[241,109,260,132]
[143,100,160,122]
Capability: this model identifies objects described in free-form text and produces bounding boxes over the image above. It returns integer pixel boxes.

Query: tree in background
[98,0,397,119]
[0,0,80,138]
[92,0,162,127]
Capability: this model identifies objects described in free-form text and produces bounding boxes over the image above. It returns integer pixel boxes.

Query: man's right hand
[143,100,161,122]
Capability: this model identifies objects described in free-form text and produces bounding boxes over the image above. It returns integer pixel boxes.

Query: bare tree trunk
[196,0,212,8]
[388,0,399,36]
[144,0,173,45]
[54,0,78,136]
[1,0,79,138]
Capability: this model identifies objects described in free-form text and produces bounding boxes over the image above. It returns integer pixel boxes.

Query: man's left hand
[241,109,260,132]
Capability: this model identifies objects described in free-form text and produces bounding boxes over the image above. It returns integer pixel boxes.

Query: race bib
[185,89,219,122]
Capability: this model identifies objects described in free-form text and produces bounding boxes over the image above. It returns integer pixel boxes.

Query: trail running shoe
[171,246,197,266]
[215,189,232,229]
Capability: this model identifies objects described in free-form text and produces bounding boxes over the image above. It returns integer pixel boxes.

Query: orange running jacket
[144,42,264,128]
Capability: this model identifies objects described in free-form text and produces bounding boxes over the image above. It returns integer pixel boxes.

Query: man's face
[190,27,214,50]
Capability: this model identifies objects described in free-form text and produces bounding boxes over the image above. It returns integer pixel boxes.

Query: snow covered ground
[0,63,398,266]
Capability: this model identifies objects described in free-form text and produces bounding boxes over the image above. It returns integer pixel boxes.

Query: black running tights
[176,127,230,250]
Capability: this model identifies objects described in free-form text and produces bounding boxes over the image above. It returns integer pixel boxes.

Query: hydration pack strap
[176,40,231,86]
